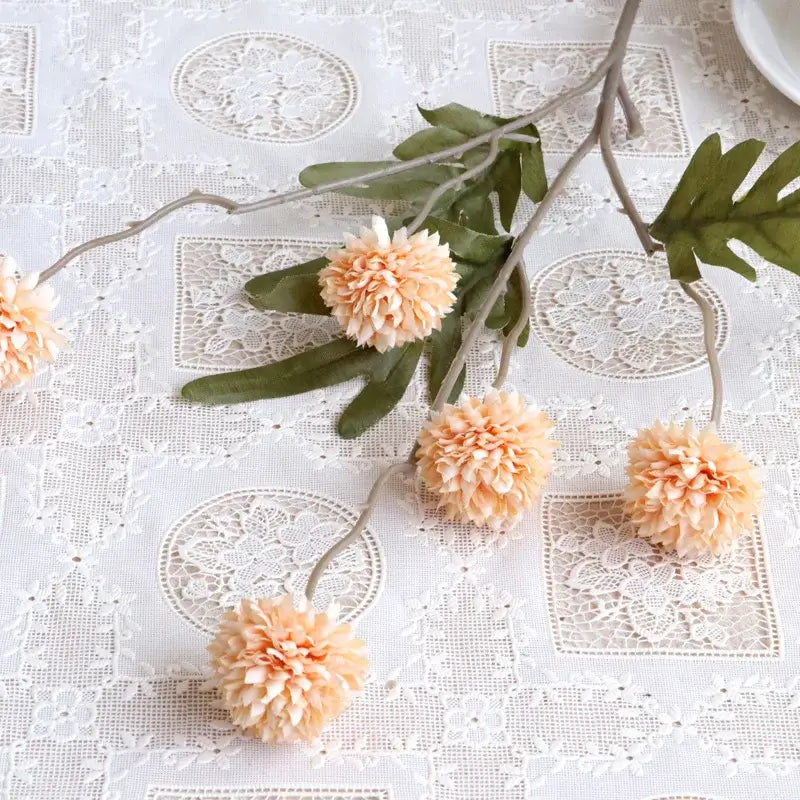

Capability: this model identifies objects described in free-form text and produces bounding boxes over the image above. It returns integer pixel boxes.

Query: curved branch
[617,79,643,138]
[681,281,724,427]
[37,42,622,285]
[493,261,530,389]
[304,462,412,601]
[301,0,645,603]
[38,192,238,284]
[432,124,601,413]
[406,135,501,234]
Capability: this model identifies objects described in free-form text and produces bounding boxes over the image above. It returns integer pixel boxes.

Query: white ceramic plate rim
[731,0,800,107]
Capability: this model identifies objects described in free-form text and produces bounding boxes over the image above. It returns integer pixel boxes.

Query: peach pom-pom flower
[416,390,558,529]
[624,420,762,558]
[0,255,65,388]
[319,216,458,352]
[208,594,368,743]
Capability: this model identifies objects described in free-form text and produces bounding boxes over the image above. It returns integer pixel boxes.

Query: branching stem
[406,135,501,234]
[30,0,646,603]
[37,47,619,285]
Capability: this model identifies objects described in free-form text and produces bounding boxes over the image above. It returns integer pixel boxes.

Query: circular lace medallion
[160,489,382,633]
[172,32,358,143]
[531,250,728,380]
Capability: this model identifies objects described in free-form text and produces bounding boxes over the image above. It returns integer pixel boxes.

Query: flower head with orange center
[0,255,65,388]
[416,390,558,529]
[208,594,368,743]
[624,420,762,558]
[319,216,458,352]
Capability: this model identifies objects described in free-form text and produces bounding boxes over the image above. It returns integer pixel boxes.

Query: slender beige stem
[406,135,500,234]
[38,192,238,284]
[596,13,656,256]
[680,282,723,427]
[493,261,530,389]
[432,125,600,413]
[503,133,541,145]
[304,462,412,601]
[231,61,614,217]
[32,0,643,605]
[617,79,643,138]
[301,0,645,603]
[37,48,619,285]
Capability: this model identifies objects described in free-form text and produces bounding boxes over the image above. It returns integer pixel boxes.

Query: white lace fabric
[1,1,800,799]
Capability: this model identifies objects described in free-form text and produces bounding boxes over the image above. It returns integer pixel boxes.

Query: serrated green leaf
[299,161,461,201]
[420,216,511,263]
[650,134,800,281]
[337,342,423,438]
[246,257,329,315]
[492,150,522,231]
[428,304,465,404]
[181,339,381,405]
[394,126,470,160]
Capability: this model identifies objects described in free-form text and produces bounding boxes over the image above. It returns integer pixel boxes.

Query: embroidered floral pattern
[175,236,341,371]
[542,494,780,656]
[29,687,99,741]
[531,250,728,379]
[172,32,358,142]
[0,26,35,134]
[489,41,688,156]
[147,790,390,800]
[160,489,382,633]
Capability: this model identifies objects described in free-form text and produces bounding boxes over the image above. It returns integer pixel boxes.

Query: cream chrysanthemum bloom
[208,595,368,743]
[624,420,762,558]
[416,390,558,528]
[319,216,458,352]
[0,255,64,388]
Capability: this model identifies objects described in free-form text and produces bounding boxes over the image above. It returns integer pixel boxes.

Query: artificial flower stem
[617,79,643,139]
[680,281,724,427]
[229,57,617,216]
[304,461,412,603]
[438,0,644,403]
[303,0,643,606]
[406,136,501,235]
[493,262,530,389]
[597,49,657,256]
[36,0,646,285]
[38,191,239,284]
[435,123,602,412]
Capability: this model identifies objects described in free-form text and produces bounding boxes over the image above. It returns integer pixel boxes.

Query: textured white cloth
[1,1,800,799]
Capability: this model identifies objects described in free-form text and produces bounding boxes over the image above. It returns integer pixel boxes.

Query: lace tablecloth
[2,1,800,799]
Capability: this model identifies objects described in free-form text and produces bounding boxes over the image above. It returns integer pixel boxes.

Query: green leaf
[418,103,509,137]
[502,263,531,346]
[245,257,329,315]
[420,216,512,263]
[299,161,461,201]
[428,305,465,404]
[181,339,382,405]
[463,272,510,329]
[520,140,547,203]
[485,291,509,329]
[650,134,800,281]
[337,342,423,438]
[492,150,522,231]
[394,126,470,160]
[445,178,498,235]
